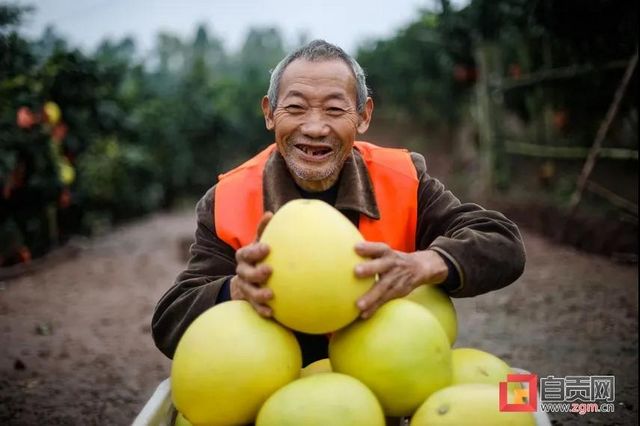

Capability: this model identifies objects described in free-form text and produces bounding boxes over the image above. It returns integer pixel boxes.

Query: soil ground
[0,209,637,425]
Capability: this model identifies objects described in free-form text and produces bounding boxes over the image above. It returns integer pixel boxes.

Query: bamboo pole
[505,141,638,160]
[585,181,638,216]
[499,59,629,91]
[565,51,638,221]
[473,43,497,197]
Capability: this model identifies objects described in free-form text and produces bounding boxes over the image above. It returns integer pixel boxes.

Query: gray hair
[267,40,370,113]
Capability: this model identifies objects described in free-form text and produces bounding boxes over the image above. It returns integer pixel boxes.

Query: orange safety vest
[214,141,418,252]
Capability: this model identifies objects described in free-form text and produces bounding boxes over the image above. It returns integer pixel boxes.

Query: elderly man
[152,40,525,365]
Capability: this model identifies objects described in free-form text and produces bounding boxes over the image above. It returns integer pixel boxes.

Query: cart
[133,368,552,426]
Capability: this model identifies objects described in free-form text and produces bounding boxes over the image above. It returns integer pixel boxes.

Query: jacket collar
[263,148,380,220]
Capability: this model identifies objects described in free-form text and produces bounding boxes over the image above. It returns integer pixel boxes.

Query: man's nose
[300,110,330,138]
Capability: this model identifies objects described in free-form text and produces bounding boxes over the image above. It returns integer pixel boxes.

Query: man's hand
[354,242,449,319]
[229,212,274,317]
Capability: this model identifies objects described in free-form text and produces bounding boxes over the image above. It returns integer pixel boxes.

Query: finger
[256,211,274,240]
[236,242,270,264]
[355,241,391,258]
[250,301,273,317]
[361,283,405,319]
[357,279,393,314]
[229,276,245,301]
[360,277,406,318]
[238,279,273,303]
[236,262,272,285]
[355,256,397,278]
[360,294,386,319]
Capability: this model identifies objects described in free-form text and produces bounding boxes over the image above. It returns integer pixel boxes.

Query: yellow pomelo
[452,348,515,389]
[329,299,452,416]
[410,384,535,426]
[58,158,76,185]
[44,101,61,124]
[256,372,385,426]
[171,301,302,426]
[260,199,375,334]
[300,358,332,377]
[174,412,192,426]
[405,284,457,345]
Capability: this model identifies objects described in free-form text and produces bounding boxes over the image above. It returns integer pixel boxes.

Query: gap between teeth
[299,146,330,155]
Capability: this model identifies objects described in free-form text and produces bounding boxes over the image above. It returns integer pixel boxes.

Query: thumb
[256,211,274,241]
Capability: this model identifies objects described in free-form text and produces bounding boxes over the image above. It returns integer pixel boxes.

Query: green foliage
[357,8,475,126]
[0,6,286,265]
[357,0,637,126]
[77,137,162,218]
[2,1,634,264]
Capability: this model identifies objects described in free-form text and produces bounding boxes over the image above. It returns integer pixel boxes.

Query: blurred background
[0,1,638,425]
[1,0,637,265]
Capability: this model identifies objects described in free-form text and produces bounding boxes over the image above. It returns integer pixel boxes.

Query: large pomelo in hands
[405,284,458,345]
[410,383,535,426]
[329,299,452,416]
[259,199,375,334]
[171,301,301,426]
[256,372,385,426]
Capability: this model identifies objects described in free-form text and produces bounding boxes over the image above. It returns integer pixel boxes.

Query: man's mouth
[294,144,334,158]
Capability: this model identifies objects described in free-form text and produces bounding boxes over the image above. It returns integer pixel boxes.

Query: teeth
[297,145,330,156]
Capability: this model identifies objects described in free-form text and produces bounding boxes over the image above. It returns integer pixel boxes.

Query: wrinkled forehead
[278,58,357,102]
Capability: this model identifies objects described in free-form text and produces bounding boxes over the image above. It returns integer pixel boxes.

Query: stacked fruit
[170,200,535,426]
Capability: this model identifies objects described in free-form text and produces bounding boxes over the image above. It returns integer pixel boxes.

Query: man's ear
[261,96,275,130]
[357,97,374,134]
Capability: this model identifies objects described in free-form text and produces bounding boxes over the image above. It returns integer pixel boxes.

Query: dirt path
[0,210,637,425]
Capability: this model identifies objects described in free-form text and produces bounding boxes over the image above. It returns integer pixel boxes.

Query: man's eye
[326,107,345,115]
[285,105,305,113]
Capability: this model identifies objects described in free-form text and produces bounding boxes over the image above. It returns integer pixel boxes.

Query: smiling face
[262,58,373,192]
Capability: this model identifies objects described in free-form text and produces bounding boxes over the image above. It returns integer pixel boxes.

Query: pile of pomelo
[170,200,535,426]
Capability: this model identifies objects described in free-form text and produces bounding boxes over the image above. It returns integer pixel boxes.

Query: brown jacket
[152,147,525,358]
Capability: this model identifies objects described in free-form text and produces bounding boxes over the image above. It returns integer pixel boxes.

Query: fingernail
[357,300,366,309]
[355,265,363,274]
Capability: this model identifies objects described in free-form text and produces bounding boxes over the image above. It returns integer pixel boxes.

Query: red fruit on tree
[59,188,72,209]
[17,107,37,129]
[552,110,568,130]
[508,64,522,80]
[453,65,469,82]
[51,123,68,142]
[18,246,32,263]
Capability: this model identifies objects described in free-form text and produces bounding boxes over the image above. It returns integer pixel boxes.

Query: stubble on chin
[288,157,337,181]
[283,151,345,192]
[279,136,353,191]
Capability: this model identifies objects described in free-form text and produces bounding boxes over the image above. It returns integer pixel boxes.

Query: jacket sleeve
[151,186,237,358]
[411,153,526,297]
